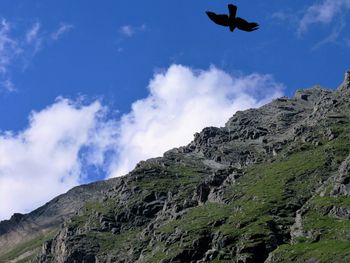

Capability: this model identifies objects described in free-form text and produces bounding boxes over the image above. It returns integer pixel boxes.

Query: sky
[0,0,350,220]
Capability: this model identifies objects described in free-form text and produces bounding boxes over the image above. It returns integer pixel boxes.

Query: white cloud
[0,64,284,220]
[26,22,41,44]
[298,0,350,34]
[51,23,73,40]
[108,65,284,178]
[0,98,118,220]
[120,24,146,37]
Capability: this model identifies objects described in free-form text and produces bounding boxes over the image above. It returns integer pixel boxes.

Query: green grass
[301,210,350,241]
[84,200,115,214]
[269,240,350,262]
[311,196,350,208]
[69,199,116,229]
[160,202,231,234]
[225,143,328,202]
[134,163,205,194]
[144,242,186,263]
[318,123,349,168]
[224,145,328,224]
[90,228,140,253]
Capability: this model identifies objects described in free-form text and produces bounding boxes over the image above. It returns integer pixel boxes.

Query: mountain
[1,71,350,262]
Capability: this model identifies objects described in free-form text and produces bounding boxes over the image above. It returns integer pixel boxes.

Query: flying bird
[206,4,259,32]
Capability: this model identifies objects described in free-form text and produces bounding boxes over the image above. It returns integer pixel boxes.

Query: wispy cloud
[120,25,134,37]
[0,18,73,93]
[51,23,73,40]
[272,1,350,48]
[298,0,350,34]
[1,79,15,92]
[0,19,22,92]
[25,22,42,55]
[311,19,346,50]
[120,24,146,37]
[0,19,22,73]
[26,22,40,44]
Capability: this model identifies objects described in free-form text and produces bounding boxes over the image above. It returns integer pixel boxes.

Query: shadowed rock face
[0,179,119,258]
[2,71,350,263]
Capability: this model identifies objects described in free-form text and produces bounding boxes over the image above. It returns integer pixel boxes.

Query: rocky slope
[2,71,350,262]
[0,180,118,262]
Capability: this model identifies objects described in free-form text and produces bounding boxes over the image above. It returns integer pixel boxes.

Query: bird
[206,4,259,32]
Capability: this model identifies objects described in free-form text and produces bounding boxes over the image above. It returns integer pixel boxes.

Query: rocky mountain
[1,71,350,262]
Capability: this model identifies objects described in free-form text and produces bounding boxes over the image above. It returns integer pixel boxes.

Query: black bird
[206,4,259,32]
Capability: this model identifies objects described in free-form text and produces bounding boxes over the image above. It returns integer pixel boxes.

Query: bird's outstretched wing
[228,4,237,18]
[206,12,229,27]
[235,17,259,32]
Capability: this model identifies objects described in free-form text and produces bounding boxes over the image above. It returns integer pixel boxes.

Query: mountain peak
[337,70,350,92]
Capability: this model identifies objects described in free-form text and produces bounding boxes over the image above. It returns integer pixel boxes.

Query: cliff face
[2,72,350,263]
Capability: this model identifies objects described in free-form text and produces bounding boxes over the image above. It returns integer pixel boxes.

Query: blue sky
[1,0,349,130]
[0,0,350,219]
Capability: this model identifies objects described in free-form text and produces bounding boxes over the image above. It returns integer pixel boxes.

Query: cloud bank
[0,64,284,220]
[0,99,118,220]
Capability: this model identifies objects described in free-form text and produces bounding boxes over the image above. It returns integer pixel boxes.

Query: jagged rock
[328,206,350,219]
[338,70,350,93]
[331,156,350,196]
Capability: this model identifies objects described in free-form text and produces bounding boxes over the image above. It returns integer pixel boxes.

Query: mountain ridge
[1,71,350,262]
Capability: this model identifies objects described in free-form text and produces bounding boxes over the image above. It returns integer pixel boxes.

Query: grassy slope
[146,124,350,262]
[268,125,350,262]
